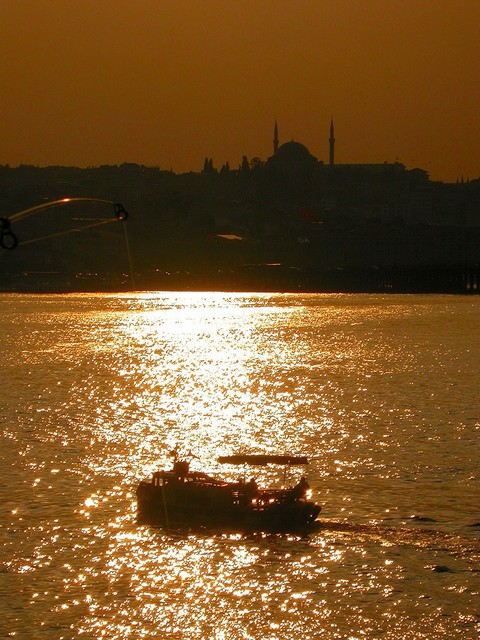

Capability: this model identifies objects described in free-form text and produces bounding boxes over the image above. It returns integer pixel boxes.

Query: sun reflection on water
[68,292,347,485]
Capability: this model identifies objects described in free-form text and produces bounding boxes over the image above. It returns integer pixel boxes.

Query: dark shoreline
[2,263,479,295]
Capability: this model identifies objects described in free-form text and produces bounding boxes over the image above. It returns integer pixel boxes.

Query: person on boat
[290,476,309,500]
[245,477,258,501]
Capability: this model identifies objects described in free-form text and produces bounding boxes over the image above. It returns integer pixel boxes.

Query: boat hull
[136,480,321,533]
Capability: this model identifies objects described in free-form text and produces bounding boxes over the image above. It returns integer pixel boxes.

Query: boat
[136,453,321,532]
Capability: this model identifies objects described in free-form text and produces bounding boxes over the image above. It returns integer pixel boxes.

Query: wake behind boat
[136,453,321,532]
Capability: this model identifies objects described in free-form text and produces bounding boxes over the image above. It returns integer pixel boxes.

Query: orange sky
[1,0,479,182]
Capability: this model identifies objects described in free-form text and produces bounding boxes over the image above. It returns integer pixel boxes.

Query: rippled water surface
[1,292,479,639]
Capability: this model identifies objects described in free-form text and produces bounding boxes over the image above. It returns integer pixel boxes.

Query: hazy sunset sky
[1,0,479,181]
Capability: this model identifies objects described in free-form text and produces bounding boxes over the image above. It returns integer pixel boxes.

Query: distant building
[266,119,404,177]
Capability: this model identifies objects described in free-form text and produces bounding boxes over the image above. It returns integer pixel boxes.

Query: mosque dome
[275,141,317,163]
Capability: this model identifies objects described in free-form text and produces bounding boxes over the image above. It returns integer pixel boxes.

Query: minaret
[273,119,279,155]
[329,118,335,166]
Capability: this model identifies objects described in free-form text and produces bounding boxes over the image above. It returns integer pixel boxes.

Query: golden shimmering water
[1,292,479,639]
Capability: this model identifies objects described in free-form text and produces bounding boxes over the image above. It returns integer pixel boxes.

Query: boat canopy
[217,455,309,466]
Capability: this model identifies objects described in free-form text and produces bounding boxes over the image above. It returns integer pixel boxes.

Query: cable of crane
[1,198,128,250]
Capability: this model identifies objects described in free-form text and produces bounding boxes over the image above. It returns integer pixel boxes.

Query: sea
[0,292,478,639]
